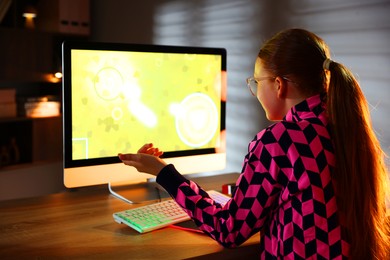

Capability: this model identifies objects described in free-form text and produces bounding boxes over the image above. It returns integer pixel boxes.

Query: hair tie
[323,58,333,70]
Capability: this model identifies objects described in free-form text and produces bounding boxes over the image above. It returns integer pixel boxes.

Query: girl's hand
[118,143,167,176]
[137,143,164,157]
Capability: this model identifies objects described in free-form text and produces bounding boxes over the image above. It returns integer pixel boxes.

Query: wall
[91,0,390,174]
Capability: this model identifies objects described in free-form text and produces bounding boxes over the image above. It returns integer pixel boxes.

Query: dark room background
[1,0,389,200]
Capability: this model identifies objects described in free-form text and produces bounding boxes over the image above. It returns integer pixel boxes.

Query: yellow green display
[71,49,222,160]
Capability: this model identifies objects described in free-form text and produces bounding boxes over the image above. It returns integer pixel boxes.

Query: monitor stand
[108,182,138,204]
[108,180,170,204]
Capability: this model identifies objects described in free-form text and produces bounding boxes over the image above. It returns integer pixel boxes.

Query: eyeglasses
[246,76,297,96]
[246,76,276,96]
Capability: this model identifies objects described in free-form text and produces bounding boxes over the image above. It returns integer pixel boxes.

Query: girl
[119,28,389,259]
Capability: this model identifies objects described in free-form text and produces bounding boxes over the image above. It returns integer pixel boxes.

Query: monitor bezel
[62,41,226,170]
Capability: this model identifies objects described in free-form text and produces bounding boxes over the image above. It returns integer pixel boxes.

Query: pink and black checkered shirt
[157,94,350,259]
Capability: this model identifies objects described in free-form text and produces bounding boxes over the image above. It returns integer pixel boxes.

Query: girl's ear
[275,76,288,99]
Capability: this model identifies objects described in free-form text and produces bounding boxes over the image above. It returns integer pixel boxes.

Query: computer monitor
[62,41,226,189]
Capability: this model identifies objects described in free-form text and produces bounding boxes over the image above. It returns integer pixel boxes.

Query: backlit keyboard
[113,190,230,233]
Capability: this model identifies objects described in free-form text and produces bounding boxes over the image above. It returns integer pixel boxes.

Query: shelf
[0,0,90,35]
[0,0,89,200]
[0,115,61,123]
[0,116,62,168]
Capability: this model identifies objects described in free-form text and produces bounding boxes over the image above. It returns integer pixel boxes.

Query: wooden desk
[0,173,259,259]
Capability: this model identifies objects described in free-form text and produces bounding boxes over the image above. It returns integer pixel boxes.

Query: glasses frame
[246,76,275,96]
[246,76,296,96]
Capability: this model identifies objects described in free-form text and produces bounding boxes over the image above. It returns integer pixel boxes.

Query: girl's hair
[258,28,390,259]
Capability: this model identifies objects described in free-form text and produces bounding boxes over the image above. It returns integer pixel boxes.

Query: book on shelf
[16,95,61,118]
[0,88,16,103]
[0,102,17,118]
[24,101,61,118]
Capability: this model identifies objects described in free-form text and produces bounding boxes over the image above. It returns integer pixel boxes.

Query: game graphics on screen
[71,50,222,160]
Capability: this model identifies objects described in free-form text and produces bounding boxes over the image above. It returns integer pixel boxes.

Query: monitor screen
[62,41,226,188]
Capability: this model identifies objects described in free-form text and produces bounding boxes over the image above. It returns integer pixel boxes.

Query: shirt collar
[283,94,326,123]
